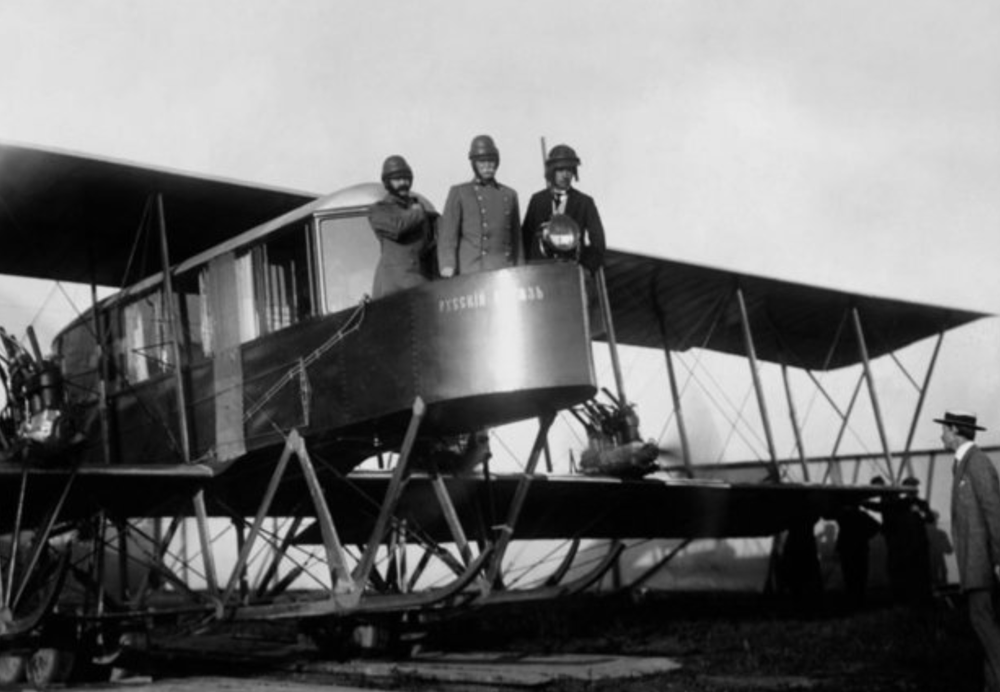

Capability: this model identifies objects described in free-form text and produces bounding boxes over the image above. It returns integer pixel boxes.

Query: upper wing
[603,249,989,371]
[0,142,317,287]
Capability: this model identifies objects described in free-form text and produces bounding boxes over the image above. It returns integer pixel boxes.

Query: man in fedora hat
[937,410,1000,690]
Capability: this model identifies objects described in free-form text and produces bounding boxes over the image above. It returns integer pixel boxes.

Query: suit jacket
[951,444,1000,590]
[521,187,606,270]
[368,193,434,298]
[437,180,520,275]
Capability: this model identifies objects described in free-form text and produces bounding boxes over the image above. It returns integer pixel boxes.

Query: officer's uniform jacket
[521,187,606,270]
[368,193,434,298]
[437,179,521,275]
[951,444,1000,590]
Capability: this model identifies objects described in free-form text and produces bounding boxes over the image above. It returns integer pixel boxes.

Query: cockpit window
[315,214,378,314]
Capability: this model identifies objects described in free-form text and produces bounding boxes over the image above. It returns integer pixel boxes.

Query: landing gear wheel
[0,651,28,685]
[26,647,75,687]
[0,541,72,640]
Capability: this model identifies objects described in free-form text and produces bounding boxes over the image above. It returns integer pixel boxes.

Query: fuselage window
[254,227,312,333]
[121,289,174,383]
[197,227,314,354]
[235,250,258,343]
[315,214,378,314]
[174,270,204,362]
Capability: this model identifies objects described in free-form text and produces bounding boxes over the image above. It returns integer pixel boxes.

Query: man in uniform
[936,410,1000,691]
[521,144,606,272]
[367,155,436,298]
[437,135,521,277]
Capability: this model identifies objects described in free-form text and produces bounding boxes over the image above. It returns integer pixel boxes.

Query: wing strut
[735,286,781,480]
[781,364,810,481]
[851,307,894,481]
[651,269,694,475]
[898,332,944,484]
[595,267,628,406]
[155,194,192,462]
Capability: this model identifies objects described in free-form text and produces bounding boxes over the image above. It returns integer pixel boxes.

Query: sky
[0,0,998,454]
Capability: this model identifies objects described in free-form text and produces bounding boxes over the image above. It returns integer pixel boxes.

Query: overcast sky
[1,0,998,450]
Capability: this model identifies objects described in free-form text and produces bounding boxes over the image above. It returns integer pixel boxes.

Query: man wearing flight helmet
[367,155,437,298]
[437,135,522,278]
[521,144,606,272]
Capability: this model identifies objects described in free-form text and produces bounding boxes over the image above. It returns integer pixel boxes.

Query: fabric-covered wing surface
[0,142,316,287]
[602,249,988,371]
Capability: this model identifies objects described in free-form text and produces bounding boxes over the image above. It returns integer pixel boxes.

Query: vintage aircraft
[0,141,987,684]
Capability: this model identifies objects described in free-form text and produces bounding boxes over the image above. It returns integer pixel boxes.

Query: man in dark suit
[521,144,606,272]
[938,410,1000,691]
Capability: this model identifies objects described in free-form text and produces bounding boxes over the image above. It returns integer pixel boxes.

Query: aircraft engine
[0,329,74,459]
[19,360,73,454]
[574,391,659,479]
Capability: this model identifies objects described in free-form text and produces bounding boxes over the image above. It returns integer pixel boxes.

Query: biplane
[0,141,988,685]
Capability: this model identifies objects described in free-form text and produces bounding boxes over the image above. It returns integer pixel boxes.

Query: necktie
[553,193,566,214]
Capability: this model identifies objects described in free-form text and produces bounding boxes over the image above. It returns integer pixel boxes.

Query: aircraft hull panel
[71,263,596,469]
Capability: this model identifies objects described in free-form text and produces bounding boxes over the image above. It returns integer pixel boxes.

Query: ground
[130,588,985,691]
[424,589,983,691]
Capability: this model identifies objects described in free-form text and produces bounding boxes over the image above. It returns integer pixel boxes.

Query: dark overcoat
[368,194,434,298]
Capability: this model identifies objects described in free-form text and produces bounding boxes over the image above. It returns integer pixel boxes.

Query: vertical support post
[486,412,555,585]
[781,364,810,481]
[233,519,248,600]
[192,490,219,597]
[93,514,107,619]
[594,267,628,408]
[926,450,939,502]
[117,520,130,603]
[734,287,781,480]
[431,474,475,566]
[663,348,693,476]
[180,517,190,583]
[90,277,113,464]
[851,307,894,481]
[294,433,354,592]
[354,398,426,588]
[156,194,191,462]
[4,466,28,609]
[899,332,944,483]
